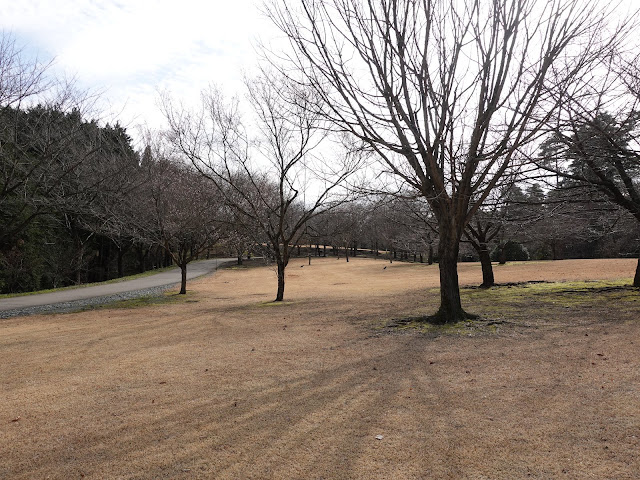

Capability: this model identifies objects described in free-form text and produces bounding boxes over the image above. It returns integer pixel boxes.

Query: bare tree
[163,73,360,301]
[464,215,502,287]
[146,156,224,295]
[539,110,640,284]
[265,0,629,322]
[0,32,51,108]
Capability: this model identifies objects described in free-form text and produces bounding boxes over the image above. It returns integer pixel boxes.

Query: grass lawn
[1,257,639,479]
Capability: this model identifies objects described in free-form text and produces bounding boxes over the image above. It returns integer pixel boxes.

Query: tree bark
[179,264,187,294]
[275,260,286,301]
[478,245,495,288]
[634,256,640,288]
[137,246,148,273]
[433,217,471,324]
[498,244,507,265]
[74,242,84,285]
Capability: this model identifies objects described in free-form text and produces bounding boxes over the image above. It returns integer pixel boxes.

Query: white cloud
[1,0,277,136]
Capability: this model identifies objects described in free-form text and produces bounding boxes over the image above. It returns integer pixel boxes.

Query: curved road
[0,258,236,318]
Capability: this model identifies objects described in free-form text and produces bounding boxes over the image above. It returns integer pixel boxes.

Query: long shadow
[8,332,466,479]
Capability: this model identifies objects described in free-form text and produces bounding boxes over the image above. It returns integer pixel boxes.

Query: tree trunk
[137,247,148,273]
[237,254,243,265]
[478,245,495,288]
[433,220,470,324]
[634,256,640,288]
[179,264,187,294]
[428,245,434,265]
[275,260,286,301]
[498,244,507,265]
[74,242,84,285]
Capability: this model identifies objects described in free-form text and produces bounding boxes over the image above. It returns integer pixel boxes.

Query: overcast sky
[3,0,637,145]
[1,0,277,140]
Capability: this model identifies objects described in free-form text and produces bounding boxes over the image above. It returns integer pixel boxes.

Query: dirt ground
[1,257,639,479]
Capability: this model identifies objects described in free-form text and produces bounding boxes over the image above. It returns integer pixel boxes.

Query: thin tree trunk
[275,260,286,301]
[478,245,495,288]
[498,244,507,265]
[179,264,187,294]
[428,245,434,265]
[74,241,84,285]
[634,256,640,288]
[137,247,148,273]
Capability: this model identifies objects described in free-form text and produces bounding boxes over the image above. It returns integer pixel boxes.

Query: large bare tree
[265,0,629,322]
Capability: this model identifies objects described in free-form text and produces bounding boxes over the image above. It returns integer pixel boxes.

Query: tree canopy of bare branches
[163,73,361,301]
[265,0,631,322]
[0,33,51,109]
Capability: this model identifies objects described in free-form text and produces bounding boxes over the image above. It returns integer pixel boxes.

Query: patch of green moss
[385,316,501,336]
[259,300,295,307]
[384,278,638,335]
[75,291,194,312]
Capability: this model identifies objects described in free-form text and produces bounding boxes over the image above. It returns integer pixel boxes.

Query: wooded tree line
[2,0,640,322]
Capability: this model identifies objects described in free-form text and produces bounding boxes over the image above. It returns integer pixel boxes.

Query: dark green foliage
[0,103,145,293]
[491,241,530,262]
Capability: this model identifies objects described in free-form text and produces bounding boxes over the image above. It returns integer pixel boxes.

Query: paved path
[0,258,235,316]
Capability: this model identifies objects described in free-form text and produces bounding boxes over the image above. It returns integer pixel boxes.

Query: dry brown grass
[1,258,639,479]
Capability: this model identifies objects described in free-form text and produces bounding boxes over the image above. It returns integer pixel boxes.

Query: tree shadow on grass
[11,339,467,479]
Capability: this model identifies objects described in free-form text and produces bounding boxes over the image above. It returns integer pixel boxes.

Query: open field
[1,258,639,479]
